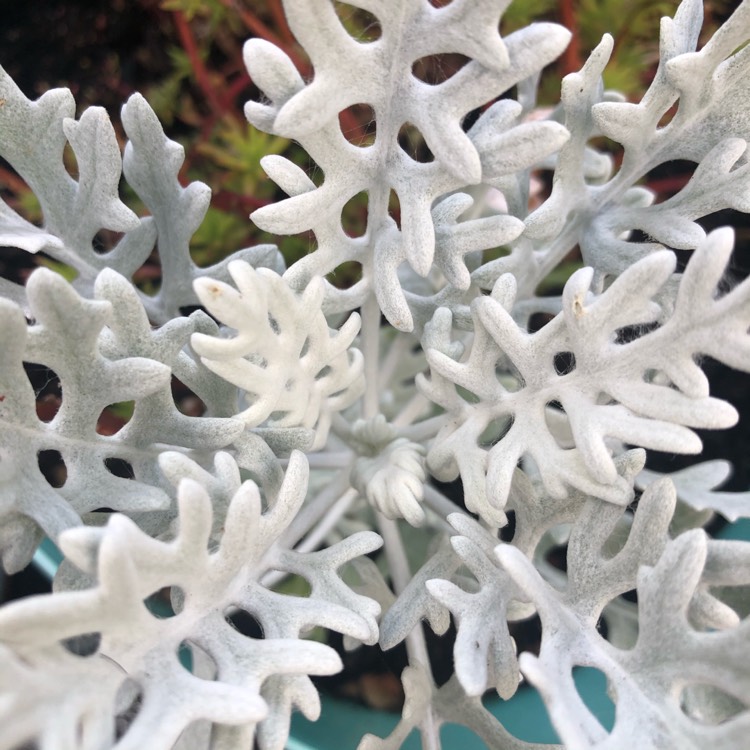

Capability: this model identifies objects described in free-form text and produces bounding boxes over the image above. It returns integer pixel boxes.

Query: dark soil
[1,0,169,114]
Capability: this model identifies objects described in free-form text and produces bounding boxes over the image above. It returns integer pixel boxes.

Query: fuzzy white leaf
[247,1,569,327]
[422,230,750,522]
[192,262,364,448]
[0,452,382,749]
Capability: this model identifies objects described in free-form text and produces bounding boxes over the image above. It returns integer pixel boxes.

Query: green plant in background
[0,0,734,273]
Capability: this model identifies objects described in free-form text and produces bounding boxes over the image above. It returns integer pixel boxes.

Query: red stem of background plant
[0,165,30,196]
[220,73,253,112]
[217,0,282,45]
[219,0,311,77]
[269,0,297,47]
[559,0,582,75]
[173,10,226,118]
[212,190,270,212]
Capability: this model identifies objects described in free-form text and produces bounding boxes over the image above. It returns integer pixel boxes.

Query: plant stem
[399,415,447,442]
[269,0,295,47]
[173,11,225,119]
[559,0,582,75]
[0,165,30,196]
[376,515,433,673]
[422,483,461,520]
[361,291,381,420]
[392,392,431,428]
[278,470,352,549]
[280,451,352,469]
[330,411,353,441]
[296,488,359,553]
[376,513,441,750]
[378,330,411,389]
[220,0,310,75]
[218,0,286,52]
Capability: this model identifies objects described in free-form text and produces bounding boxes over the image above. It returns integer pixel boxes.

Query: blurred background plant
[0,0,744,542]
[0,0,739,277]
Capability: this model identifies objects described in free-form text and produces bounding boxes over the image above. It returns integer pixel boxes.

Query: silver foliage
[1,0,750,748]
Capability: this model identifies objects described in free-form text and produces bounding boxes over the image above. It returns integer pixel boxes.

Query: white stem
[278,471,352,549]
[400,414,447,442]
[361,292,381,420]
[378,331,412,389]
[377,515,441,750]
[392,392,431,428]
[376,514,432,671]
[330,411,352,440]
[422,483,461,519]
[280,451,353,469]
[262,487,358,588]
[296,488,359,553]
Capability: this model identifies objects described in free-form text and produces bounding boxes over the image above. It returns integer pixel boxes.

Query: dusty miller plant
[1,0,750,748]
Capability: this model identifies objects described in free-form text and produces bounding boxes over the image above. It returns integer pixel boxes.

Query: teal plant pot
[289,667,615,749]
[715,518,750,542]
